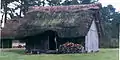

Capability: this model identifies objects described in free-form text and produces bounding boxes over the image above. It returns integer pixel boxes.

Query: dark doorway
[25,30,58,51]
[44,30,57,50]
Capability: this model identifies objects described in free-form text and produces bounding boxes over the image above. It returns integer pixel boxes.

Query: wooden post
[55,37,57,51]
[4,1,7,23]
[48,36,49,50]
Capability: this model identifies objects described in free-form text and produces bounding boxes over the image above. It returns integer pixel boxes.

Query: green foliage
[62,0,79,5]
[46,0,62,6]
[62,0,98,5]
[100,4,120,48]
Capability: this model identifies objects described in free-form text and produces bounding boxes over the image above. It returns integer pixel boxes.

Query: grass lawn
[0,48,119,60]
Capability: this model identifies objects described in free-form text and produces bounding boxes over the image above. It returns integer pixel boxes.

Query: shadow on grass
[3,49,25,55]
[3,48,116,55]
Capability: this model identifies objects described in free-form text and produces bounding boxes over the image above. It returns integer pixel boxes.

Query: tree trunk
[19,8,22,18]
[4,2,7,23]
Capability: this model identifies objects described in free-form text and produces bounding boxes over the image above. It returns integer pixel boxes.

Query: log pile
[58,42,84,53]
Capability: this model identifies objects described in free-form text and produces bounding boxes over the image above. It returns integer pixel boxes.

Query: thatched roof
[1,3,101,39]
[1,18,28,39]
[28,3,101,13]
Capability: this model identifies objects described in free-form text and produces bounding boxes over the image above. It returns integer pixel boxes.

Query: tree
[62,0,79,5]
[82,0,98,4]
[14,0,42,17]
[100,4,120,48]
[1,0,19,22]
[46,0,62,6]
[62,0,98,5]
[1,0,43,21]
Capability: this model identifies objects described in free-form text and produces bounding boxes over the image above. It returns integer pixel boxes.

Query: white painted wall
[85,20,99,52]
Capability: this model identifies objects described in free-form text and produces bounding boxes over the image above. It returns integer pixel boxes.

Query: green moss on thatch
[1,3,101,39]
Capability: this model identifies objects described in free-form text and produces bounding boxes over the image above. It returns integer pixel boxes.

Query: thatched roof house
[1,3,102,53]
[1,3,101,39]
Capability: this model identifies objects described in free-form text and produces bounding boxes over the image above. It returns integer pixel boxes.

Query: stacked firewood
[58,42,84,53]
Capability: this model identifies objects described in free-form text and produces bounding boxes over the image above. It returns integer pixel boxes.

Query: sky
[99,0,120,12]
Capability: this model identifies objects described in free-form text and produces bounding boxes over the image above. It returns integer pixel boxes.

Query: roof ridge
[27,3,101,13]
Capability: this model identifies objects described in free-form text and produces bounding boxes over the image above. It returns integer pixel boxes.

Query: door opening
[45,30,57,50]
